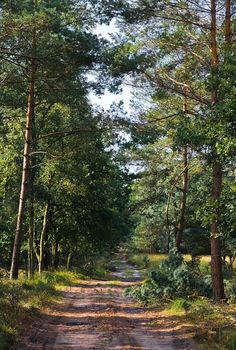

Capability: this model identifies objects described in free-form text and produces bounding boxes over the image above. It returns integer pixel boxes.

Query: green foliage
[0,0,133,271]
[125,249,212,303]
[224,281,236,304]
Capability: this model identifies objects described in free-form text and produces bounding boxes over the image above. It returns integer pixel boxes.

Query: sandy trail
[14,259,198,350]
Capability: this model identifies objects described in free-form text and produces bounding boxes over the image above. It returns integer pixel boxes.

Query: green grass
[0,269,86,350]
[187,299,236,350]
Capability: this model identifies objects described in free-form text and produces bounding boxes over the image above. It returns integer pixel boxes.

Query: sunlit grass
[129,253,167,270]
[162,297,236,350]
[0,269,86,350]
[129,253,235,271]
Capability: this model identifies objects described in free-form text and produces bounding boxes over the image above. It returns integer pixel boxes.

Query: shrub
[224,280,236,303]
[125,248,213,303]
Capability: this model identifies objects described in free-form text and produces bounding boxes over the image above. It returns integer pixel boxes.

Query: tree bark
[225,0,231,44]
[67,252,72,270]
[38,203,49,274]
[27,107,36,279]
[10,30,36,279]
[28,185,34,279]
[53,239,60,269]
[43,233,50,270]
[176,145,188,251]
[209,0,226,301]
[211,161,225,300]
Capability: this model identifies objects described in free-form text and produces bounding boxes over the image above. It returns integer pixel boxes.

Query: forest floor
[13,258,200,350]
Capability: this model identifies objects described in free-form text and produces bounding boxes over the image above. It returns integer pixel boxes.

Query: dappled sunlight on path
[14,259,198,350]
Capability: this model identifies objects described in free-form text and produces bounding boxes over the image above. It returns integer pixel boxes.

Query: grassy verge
[0,269,87,350]
[166,297,236,350]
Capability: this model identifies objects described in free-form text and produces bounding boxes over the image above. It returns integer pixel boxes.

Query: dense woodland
[0,0,236,309]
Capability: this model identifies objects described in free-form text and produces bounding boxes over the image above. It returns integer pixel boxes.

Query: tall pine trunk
[10,28,36,280]
[28,113,36,279]
[211,161,225,300]
[209,0,225,301]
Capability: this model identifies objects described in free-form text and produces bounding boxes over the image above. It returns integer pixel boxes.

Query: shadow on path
[13,257,198,350]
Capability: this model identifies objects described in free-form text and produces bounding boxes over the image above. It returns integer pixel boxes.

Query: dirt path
[14,259,198,350]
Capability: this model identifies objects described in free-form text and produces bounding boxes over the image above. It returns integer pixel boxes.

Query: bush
[125,248,213,303]
[225,280,236,303]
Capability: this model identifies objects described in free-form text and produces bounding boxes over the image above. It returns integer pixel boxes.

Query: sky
[89,20,133,114]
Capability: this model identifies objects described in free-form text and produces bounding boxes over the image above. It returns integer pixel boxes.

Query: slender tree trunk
[211,161,225,300]
[67,252,72,270]
[43,233,49,270]
[10,34,36,278]
[27,109,36,279]
[28,188,34,279]
[53,239,60,269]
[209,0,226,301]
[38,203,49,274]
[10,82,35,279]
[176,145,188,250]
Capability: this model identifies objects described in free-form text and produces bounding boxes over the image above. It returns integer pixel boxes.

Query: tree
[112,0,236,300]
[0,0,122,278]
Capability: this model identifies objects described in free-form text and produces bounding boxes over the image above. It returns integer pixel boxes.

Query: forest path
[14,257,198,350]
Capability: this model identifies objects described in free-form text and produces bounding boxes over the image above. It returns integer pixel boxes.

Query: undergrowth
[126,249,236,350]
[167,297,236,350]
[0,269,86,350]
[126,249,236,303]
